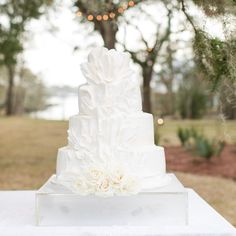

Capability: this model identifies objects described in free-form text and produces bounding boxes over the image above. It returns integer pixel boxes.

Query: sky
[23,1,225,88]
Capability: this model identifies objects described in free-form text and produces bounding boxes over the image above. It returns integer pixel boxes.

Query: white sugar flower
[81,47,133,85]
[72,164,141,197]
[119,175,140,195]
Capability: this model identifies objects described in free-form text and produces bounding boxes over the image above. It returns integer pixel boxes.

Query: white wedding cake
[54,47,170,196]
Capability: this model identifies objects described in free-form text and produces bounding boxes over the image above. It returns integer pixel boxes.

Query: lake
[31,94,78,120]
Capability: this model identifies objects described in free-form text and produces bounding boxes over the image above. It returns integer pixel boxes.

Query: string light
[109,12,116,19]
[128,0,135,7]
[76,11,82,17]
[96,15,102,21]
[103,15,109,21]
[122,3,128,9]
[157,118,164,125]
[118,7,124,13]
[87,15,94,21]
[76,0,140,21]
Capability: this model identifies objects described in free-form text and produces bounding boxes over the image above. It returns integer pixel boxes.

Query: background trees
[74,0,236,114]
[0,0,235,119]
[0,0,52,115]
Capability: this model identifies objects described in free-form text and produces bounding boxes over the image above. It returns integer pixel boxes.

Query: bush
[177,127,199,147]
[177,127,225,160]
[194,136,214,160]
[176,69,209,119]
[177,127,190,146]
[194,136,225,160]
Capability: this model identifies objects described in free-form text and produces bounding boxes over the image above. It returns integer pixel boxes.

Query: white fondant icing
[57,145,166,190]
[78,76,142,116]
[55,47,170,195]
[68,112,154,152]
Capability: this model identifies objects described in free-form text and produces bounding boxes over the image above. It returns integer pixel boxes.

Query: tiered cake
[36,48,188,226]
[55,47,170,196]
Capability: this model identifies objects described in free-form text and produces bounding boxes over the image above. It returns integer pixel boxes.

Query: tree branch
[152,7,172,63]
[180,0,198,34]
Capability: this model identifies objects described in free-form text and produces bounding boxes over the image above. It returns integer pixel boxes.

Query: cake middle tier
[78,76,142,116]
[68,112,155,151]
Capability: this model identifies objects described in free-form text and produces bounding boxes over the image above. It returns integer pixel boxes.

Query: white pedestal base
[36,174,188,226]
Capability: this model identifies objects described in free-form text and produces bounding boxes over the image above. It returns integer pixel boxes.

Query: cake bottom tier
[56,145,168,190]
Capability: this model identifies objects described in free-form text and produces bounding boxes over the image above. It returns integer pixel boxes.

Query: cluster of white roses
[73,166,140,197]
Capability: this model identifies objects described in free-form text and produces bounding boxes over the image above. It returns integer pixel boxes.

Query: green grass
[157,119,236,146]
[0,117,67,189]
[0,117,236,225]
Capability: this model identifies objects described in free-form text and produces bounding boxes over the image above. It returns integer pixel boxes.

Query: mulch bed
[165,145,236,180]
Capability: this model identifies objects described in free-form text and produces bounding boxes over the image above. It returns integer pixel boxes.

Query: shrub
[177,127,191,147]
[194,136,214,160]
[194,136,225,160]
[177,127,225,160]
[176,69,210,119]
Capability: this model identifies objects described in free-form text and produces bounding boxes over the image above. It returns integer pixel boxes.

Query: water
[31,94,78,120]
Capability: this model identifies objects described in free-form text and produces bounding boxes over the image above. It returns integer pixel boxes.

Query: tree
[14,67,48,114]
[0,0,52,116]
[75,0,172,112]
[177,69,209,119]
[180,0,236,88]
[74,0,236,114]
[74,0,144,49]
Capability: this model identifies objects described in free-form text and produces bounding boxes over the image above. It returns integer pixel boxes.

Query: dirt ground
[166,145,236,180]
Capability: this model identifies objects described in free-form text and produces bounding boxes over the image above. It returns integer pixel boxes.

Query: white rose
[111,170,124,189]
[88,168,103,180]
[118,175,140,195]
[96,177,114,197]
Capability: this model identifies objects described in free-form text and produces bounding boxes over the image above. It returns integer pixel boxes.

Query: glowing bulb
[109,12,116,18]
[118,7,124,13]
[122,3,128,9]
[96,15,102,21]
[87,15,94,21]
[157,118,164,125]
[103,15,109,21]
[76,11,82,17]
[128,1,135,7]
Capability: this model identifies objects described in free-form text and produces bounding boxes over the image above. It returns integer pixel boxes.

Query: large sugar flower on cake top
[81,47,133,84]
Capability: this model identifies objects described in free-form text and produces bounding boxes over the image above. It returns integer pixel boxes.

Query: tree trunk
[5,65,15,116]
[142,67,153,113]
[95,21,118,49]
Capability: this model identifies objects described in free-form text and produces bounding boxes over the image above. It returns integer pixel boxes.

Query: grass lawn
[0,117,236,225]
[158,119,236,146]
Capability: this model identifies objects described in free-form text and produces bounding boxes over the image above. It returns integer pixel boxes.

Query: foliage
[0,0,52,115]
[14,68,48,113]
[192,0,236,16]
[177,127,191,147]
[177,126,225,159]
[218,81,236,119]
[0,0,52,67]
[181,0,236,89]
[177,69,209,119]
[194,136,225,160]
[193,31,236,90]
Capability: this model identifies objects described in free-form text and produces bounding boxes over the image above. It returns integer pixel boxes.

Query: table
[0,189,235,236]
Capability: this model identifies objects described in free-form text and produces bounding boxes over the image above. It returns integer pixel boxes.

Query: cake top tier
[81,47,133,85]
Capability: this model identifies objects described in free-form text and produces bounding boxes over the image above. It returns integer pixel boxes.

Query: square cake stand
[36,174,188,226]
